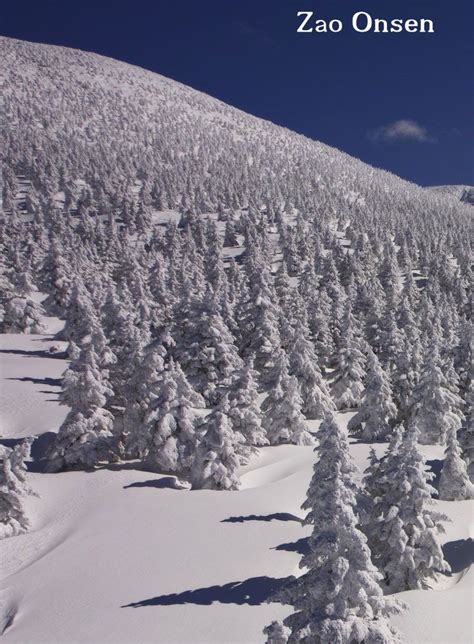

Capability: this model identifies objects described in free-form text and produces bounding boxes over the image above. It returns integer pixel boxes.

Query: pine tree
[348,351,396,441]
[0,295,46,334]
[191,409,243,490]
[438,426,474,501]
[61,280,98,344]
[265,415,403,643]
[238,266,282,387]
[261,350,314,446]
[362,424,450,592]
[223,213,239,247]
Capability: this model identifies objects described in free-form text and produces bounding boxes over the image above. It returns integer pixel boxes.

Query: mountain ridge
[2,35,471,227]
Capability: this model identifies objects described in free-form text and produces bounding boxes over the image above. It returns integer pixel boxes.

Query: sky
[1,0,472,186]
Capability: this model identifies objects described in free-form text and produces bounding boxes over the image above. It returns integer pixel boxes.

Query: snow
[1,331,472,643]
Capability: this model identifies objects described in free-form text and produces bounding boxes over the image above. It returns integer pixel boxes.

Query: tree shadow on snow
[426,459,443,492]
[0,432,56,472]
[7,376,62,387]
[0,348,66,360]
[122,575,295,608]
[442,539,474,574]
[222,513,301,524]
[124,476,188,490]
[273,537,310,556]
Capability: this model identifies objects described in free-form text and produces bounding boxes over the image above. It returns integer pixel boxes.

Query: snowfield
[1,323,472,644]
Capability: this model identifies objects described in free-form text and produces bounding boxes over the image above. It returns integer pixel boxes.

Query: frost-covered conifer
[348,351,396,441]
[145,360,205,474]
[330,309,366,410]
[458,380,474,482]
[227,359,267,448]
[265,414,403,643]
[122,341,166,458]
[0,439,35,539]
[362,424,450,592]
[261,350,313,446]
[409,346,465,444]
[288,321,335,419]
[0,296,46,334]
[174,286,242,403]
[438,426,474,501]
[191,409,243,490]
[61,280,98,344]
[223,214,239,247]
[46,344,115,471]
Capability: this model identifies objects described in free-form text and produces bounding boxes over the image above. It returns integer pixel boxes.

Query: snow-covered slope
[1,36,473,644]
[1,329,472,643]
[426,185,474,205]
[2,36,471,229]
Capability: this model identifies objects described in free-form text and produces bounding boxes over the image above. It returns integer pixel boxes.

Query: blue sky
[1,0,472,186]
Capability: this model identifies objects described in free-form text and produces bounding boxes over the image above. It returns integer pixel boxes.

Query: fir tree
[438,426,474,501]
[265,415,403,643]
[145,360,205,474]
[348,351,396,441]
[0,439,35,539]
[191,409,243,490]
[362,424,450,592]
[46,344,115,471]
[330,309,366,411]
[174,286,243,403]
[227,359,267,448]
[409,346,465,444]
[261,350,314,446]
[288,320,335,420]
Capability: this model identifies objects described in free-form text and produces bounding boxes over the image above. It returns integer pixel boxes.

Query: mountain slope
[426,185,474,205]
[2,36,471,229]
[1,36,473,644]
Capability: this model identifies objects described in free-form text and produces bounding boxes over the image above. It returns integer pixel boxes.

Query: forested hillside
[1,36,472,644]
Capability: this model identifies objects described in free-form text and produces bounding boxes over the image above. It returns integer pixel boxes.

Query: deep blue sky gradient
[1,0,472,186]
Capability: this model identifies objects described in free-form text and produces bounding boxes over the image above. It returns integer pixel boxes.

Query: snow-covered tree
[0,439,35,539]
[145,360,205,474]
[174,286,243,403]
[409,346,465,444]
[46,344,115,471]
[265,414,403,643]
[122,340,166,458]
[362,423,450,592]
[261,350,314,446]
[288,321,335,420]
[330,309,366,410]
[348,351,396,441]
[227,359,267,448]
[191,409,243,490]
[438,426,474,501]
[0,296,46,334]
[239,268,282,387]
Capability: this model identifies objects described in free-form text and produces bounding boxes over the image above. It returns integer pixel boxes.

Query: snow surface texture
[0,314,472,643]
